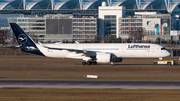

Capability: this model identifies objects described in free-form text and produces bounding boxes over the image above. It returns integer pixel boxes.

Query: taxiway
[0,79,180,89]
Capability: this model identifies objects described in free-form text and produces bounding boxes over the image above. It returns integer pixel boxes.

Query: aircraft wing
[41,44,97,54]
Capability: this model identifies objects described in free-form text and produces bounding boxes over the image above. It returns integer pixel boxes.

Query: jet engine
[96,53,111,63]
[96,53,123,63]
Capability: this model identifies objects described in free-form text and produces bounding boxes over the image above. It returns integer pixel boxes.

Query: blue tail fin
[10,23,37,47]
[10,23,44,56]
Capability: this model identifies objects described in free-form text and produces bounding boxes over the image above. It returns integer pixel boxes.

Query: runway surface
[0,63,179,66]
[1,74,180,77]
[0,57,180,89]
[1,79,180,89]
[0,58,179,66]
[0,57,179,66]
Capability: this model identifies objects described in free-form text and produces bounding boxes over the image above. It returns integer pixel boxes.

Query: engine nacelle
[111,55,123,62]
[96,53,111,63]
[96,53,123,63]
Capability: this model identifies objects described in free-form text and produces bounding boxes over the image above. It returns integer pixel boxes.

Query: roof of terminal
[0,0,179,13]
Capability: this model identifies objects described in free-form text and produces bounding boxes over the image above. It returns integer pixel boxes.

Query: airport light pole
[62,26,64,42]
[159,35,161,45]
[176,40,177,56]
[175,36,179,56]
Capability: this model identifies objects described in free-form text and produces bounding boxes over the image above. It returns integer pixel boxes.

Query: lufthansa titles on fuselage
[127,45,150,50]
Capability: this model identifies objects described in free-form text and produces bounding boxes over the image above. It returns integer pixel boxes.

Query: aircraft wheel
[168,62,171,65]
[87,61,92,65]
[82,62,87,65]
[92,62,97,65]
[169,62,173,65]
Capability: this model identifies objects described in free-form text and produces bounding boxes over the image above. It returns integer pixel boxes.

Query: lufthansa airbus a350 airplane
[10,23,170,65]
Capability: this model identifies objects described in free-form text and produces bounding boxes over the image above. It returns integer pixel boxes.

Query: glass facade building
[8,14,98,42]
[119,13,172,40]
[119,18,143,39]
[72,17,97,41]
[4,0,180,42]
[104,15,116,37]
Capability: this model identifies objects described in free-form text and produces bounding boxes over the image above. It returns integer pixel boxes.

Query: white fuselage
[36,43,170,60]
[10,23,171,64]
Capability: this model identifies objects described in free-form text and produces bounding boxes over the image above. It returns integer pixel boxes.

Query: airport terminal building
[119,12,172,41]
[8,14,98,42]
[4,0,180,42]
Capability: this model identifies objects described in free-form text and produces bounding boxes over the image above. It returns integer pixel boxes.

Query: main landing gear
[82,61,97,65]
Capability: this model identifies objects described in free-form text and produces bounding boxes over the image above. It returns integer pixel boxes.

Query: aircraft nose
[166,51,171,57]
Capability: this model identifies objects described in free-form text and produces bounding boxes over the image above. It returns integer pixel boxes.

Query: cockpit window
[161,48,166,50]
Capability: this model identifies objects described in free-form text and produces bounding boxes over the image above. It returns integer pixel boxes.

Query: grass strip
[0,88,180,101]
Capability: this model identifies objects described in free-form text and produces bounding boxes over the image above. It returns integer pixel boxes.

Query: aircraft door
[121,46,125,52]
[144,50,150,57]
[120,46,126,57]
[151,46,155,52]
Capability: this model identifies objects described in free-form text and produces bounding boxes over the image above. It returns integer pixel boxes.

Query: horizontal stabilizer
[2,46,23,50]
[2,45,37,50]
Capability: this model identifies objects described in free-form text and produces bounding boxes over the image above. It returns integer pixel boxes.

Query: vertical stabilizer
[9,23,44,56]
[10,23,37,47]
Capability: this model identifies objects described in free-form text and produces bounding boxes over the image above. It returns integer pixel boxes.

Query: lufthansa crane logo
[18,34,27,44]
